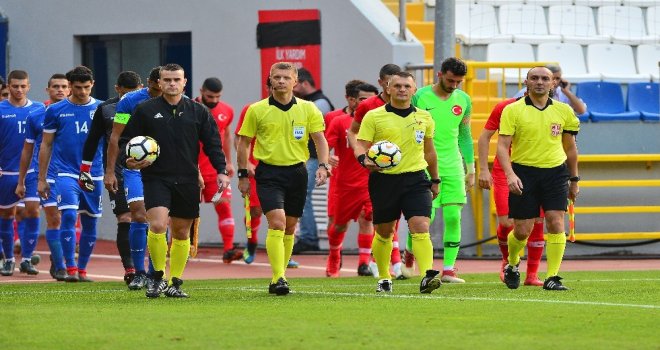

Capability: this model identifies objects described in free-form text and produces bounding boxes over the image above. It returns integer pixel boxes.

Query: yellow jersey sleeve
[563,104,580,133]
[356,111,376,143]
[307,103,325,134]
[499,102,518,136]
[238,104,258,138]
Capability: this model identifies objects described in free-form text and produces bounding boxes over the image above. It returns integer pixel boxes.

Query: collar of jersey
[268,96,296,111]
[385,103,415,118]
[524,95,553,111]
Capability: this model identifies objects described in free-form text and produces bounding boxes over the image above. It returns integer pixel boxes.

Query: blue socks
[0,218,14,259]
[21,217,40,259]
[46,229,65,270]
[60,209,77,268]
[77,215,97,270]
[129,222,148,273]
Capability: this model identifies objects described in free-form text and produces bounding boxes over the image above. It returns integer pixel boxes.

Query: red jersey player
[325,82,378,277]
[477,97,544,286]
[196,78,241,263]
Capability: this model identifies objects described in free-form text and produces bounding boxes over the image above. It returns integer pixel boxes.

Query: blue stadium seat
[627,82,660,122]
[576,82,642,122]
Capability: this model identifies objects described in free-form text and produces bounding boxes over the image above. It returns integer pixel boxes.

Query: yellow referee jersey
[357,105,434,174]
[238,96,325,166]
[500,96,580,168]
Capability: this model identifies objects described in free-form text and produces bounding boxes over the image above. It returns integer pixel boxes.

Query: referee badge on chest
[293,125,305,140]
[414,129,425,144]
[550,123,562,137]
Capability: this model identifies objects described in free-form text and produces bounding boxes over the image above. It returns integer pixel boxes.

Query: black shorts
[108,168,129,216]
[368,170,432,224]
[143,178,201,219]
[255,162,307,217]
[508,163,569,220]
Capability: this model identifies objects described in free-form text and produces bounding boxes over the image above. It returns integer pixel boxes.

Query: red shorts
[248,177,260,208]
[327,175,338,218]
[201,180,232,202]
[334,187,372,226]
[492,165,509,217]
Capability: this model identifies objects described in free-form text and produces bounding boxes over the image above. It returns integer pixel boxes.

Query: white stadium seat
[575,0,623,6]
[636,44,660,81]
[646,6,660,37]
[526,0,573,6]
[548,5,610,45]
[455,4,512,45]
[597,5,657,44]
[486,42,535,82]
[499,4,561,44]
[587,43,651,82]
[537,42,602,82]
[622,0,658,7]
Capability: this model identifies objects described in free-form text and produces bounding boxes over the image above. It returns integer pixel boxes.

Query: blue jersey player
[37,66,103,282]
[16,103,67,280]
[0,70,45,277]
[104,67,162,290]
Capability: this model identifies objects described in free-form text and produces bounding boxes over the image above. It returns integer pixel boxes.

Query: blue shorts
[123,169,144,204]
[0,174,20,208]
[24,172,59,207]
[56,176,103,217]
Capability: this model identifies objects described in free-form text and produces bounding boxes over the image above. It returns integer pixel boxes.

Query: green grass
[3,270,660,350]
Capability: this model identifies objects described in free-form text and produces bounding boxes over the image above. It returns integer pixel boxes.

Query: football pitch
[3,270,659,350]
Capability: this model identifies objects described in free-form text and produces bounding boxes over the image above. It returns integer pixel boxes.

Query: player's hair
[116,71,142,89]
[148,66,161,82]
[7,70,29,82]
[344,79,365,97]
[47,73,67,87]
[296,67,315,87]
[66,66,94,83]
[356,83,379,96]
[440,57,467,76]
[202,77,223,93]
[160,63,184,75]
[379,64,402,79]
[0,76,5,89]
[545,64,562,74]
[390,71,415,81]
[270,62,298,78]
[526,66,553,79]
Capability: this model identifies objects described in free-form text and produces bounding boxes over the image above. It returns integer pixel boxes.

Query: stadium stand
[636,44,660,81]
[536,42,601,82]
[547,5,610,45]
[486,42,535,82]
[498,4,561,43]
[627,82,660,121]
[576,81,642,122]
[597,5,657,44]
[586,43,651,82]
[623,0,659,6]
[575,0,625,6]
[455,3,512,45]
[646,6,660,37]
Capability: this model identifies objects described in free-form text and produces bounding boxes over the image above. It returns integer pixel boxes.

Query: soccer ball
[126,136,160,162]
[367,140,402,169]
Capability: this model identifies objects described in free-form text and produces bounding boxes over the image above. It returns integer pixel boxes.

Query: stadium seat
[547,5,610,45]
[576,82,642,122]
[597,5,657,44]
[537,42,601,82]
[455,4,512,45]
[622,0,657,7]
[498,4,561,44]
[476,0,523,5]
[575,0,624,6]
[527,0,574,6]
[486,42,535,82]
[627,82,660,121]
[646,6,660,37]
[636,44,660,81]
[587,43,651,82]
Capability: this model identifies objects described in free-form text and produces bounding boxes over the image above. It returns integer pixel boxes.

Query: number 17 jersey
[43,98,103,178]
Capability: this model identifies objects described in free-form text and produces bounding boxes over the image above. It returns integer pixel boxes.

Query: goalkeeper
[409,57,474,283]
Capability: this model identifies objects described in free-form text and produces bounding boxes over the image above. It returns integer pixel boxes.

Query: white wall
[0,0,424,247]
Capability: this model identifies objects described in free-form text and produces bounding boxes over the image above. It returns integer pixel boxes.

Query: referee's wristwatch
[430,178,441,184]
[569,176,580,182]
[237,169,249,179]
[318,163,329,170]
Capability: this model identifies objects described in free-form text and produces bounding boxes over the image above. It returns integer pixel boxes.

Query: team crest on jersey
[415,129,425,144]
[550,123,562,137]
[56,195,62,204]
[452,105,463,116]
[293,126,305,140]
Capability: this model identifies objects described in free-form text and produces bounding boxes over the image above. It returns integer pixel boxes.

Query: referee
[237,62,329,296]
[497,66,580,291]
[126,63,230,298]
[355,71,442,294]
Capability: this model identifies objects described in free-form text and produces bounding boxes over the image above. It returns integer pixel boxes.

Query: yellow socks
[411,232,434,273]
[283,234,294,269]
[147,230,167,272]
[507,231,528,266]
[169,238,190,283]
[266,229,285,283]
[546,233,566,277]
[371,232,393,279]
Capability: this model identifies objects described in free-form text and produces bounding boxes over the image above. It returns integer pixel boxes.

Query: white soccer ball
[126,136,160,162]
[367,140,402,169]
